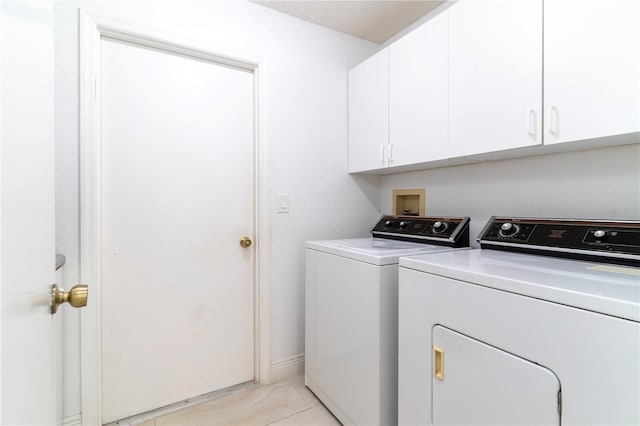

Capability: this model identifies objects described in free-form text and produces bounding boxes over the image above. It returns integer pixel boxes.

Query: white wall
[55,1,380,421]
[380,144,640,243]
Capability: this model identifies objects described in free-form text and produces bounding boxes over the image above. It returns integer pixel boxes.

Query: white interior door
[1,1,58,424]
[100,37,255,423]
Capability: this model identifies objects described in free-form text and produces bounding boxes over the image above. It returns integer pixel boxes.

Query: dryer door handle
[433,346,444,381]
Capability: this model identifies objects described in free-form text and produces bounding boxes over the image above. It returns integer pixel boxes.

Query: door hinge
[557,389,562,416]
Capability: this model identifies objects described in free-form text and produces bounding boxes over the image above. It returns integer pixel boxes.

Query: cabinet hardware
[380,144,387,165]
[549,105,559,136]
[527,109,537,137]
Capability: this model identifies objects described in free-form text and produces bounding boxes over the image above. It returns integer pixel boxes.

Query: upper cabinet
[348,48,389,173]
[389,10,449,167]
[348,0,639,173]
[544,0,640,144]
[448,0,543,157]
[348,11,449,173]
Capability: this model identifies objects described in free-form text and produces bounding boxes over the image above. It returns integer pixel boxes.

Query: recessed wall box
[393,188,425,216]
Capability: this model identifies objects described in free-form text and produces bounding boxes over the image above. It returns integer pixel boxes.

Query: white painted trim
[63,414,83,426]
[270,353,306,383]
[0,7,4,424]
[78,11,102,426]
[255,61,272,386]
[0,8,3,423]
[78,11,270,425]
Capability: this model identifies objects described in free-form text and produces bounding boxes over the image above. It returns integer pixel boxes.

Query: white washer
[398,217,640,425]
[305,215,470,426]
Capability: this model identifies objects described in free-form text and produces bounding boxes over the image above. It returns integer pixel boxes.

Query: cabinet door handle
[527,109,536,138]
[549,105,559,136]
[389,143,394,165]
[380,144,387,165]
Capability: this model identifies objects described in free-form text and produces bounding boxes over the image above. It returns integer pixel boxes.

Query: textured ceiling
[252,1,446,44]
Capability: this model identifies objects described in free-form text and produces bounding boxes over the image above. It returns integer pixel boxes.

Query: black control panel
[371,215,470,247]
[479,216,640,266]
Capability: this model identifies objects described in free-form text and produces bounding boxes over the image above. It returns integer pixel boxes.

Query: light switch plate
[276,193,289,213]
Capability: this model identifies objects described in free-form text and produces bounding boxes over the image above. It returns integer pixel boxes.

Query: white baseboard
[63,414,82,426]
[270,353,305,383]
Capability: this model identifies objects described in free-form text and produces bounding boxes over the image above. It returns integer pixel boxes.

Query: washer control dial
[432,221,448,233]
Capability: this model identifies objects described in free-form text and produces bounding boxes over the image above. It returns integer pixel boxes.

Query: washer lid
[306,238,466,266]
[400,249,640,322]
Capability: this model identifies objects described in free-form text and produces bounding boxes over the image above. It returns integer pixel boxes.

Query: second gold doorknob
[51,284,88,314]
[240,237,252,248]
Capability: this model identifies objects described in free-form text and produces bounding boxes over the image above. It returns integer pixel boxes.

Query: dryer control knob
[500,222,518,237]
[594,229,606,238]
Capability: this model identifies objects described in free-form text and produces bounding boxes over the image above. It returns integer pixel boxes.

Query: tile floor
[135,375,340,426]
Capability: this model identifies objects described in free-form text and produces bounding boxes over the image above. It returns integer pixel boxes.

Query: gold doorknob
[240,237,252,248]
[51,284,88,314]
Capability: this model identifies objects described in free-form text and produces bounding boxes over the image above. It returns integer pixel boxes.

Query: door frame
[78,11,271,425]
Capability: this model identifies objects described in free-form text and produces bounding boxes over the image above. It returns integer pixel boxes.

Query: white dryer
[305,215,470,426]
[398,217,640,425]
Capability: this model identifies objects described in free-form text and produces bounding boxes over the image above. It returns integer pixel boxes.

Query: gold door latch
[433,346,444,381]
[51,284,88,314]
[240,237,252,248]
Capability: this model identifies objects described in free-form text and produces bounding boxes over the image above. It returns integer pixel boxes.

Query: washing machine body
[305,215,470,426]
[398,217,640,425]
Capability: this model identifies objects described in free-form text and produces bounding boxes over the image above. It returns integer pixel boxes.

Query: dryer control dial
[592,229,609,243]
[499,222,519,237]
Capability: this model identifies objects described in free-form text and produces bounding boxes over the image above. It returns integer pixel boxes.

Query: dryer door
[432,325,561,425]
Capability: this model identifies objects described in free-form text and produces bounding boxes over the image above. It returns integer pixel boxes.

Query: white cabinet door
[390,10,449,166]
[432,326,560,426]
[348,48,389,173]
[544,0,640,144]
[449,0,542,157]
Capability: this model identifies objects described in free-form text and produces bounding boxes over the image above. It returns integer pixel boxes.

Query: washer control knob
[385,220,394,226]
[499,222,518,237]
[399,221,410,229]
[432,221,448,233]
[594,229,606,238]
